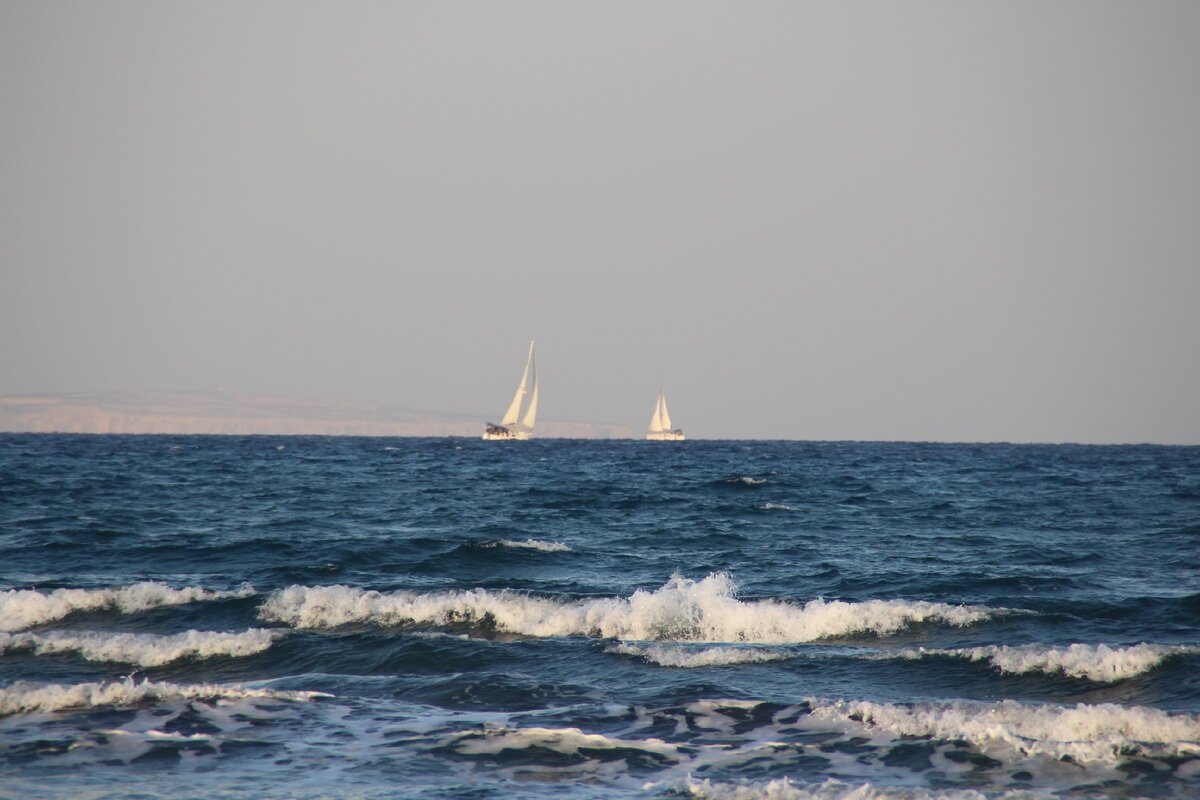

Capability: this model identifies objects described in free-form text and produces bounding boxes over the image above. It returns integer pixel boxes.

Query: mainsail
[519,357,538,431]
[500,342,533,427]
[648,398,663,433]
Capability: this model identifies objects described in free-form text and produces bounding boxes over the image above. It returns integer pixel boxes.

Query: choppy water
[1,435,1198,799]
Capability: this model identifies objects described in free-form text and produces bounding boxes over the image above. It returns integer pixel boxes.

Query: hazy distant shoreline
[0,393,633,439]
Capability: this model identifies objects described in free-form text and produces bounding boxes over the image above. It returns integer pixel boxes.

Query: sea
[1,434,1198,799]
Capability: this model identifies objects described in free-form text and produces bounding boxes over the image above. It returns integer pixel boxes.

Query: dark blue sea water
[1,435,1198,799]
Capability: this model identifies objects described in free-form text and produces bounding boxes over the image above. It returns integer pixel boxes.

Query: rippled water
[1,435,1198,799]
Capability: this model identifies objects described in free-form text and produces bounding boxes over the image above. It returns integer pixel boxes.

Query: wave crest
[259,573,998,643]
[606,642,791,667]
[482,538,572,553]
[0,628,282,666]
[811,697,1200,763]
[0,582,255,632]
[673,777,1034,800]
[0,678,329,716]
[894,642,1200,682]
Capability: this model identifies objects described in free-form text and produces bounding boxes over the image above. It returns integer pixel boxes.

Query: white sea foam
[728,476,768,485]
[0,582,255,632]
[606,642,792,667]
[671,777,1042,800]
[259,573,999,643]
[0,678,329,716]
[0,628,282,666]
[809,697,1200,763]
[431,696,1198,791]
[451,725,679,758]
[483,538,572,552]
[757,503,797,511]
[891,643,1199,682]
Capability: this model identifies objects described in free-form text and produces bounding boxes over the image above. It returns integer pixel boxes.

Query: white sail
[485,340,537,440]
[658,391,673,431]
[646,387,684,441]
[519,356,538,431]
[647,393,663,433]
[499,341,534,427]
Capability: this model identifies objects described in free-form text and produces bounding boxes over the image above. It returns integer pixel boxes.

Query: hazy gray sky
[3,2,1198,442]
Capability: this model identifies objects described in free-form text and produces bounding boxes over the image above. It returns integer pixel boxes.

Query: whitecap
[606,642,792,667]
[668,777,1038,799]
[888,642,1199,682]
[0,678,329,716]
[0,582,256,632]
[482,538,572,553]
[0,628,282,666]
[449,725,679,758]
[808,697,1200,764]
[259,572,999,643]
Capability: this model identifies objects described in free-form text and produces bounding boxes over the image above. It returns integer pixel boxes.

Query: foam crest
[607,642,791,667]
[484,538,572,552]
[451,725,678,758]
[727,476,768,486]
[260,573,998,643]
[0,582,255,632]
[810,698,1200,763]
[0,678,328,716]
[0,628,282,666]
[672,777,1037,800]
[902,642,1198,682]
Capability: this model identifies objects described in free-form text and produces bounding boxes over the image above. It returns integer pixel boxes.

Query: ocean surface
[1,435,1198,800]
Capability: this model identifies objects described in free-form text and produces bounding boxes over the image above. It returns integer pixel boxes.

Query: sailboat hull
[645,430,685,441]
[482,428,532,441]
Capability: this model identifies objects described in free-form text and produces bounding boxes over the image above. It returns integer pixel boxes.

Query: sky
[2,2,1198,442]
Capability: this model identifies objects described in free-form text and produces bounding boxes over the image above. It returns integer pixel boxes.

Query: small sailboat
[483,340,538,440]
[646,387,684,441]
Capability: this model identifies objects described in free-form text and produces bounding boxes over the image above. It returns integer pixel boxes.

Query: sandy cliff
[0,393,632,439]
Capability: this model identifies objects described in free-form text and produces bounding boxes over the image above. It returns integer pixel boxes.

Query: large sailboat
[646,387,684,441]
[483,340,538,441]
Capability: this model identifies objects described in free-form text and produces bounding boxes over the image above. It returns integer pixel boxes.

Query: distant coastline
[0,392,632,439]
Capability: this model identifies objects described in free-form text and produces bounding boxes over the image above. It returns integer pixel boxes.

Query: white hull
[645,430,685,441]
[482,428,532,441]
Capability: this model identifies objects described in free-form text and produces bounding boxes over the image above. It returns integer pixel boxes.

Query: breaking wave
[606,642,792,667]
[450,724,679,758]
[808,697,1200,763]
[0,628,282,666]
[0,582,255,632]
[671,777,1037,800]
[725,476,768,486]
[438,696,1200,789]
[890,642,1200,682]
[481,538,572,553]
[0,678,329,716]
[259,572,999,643]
